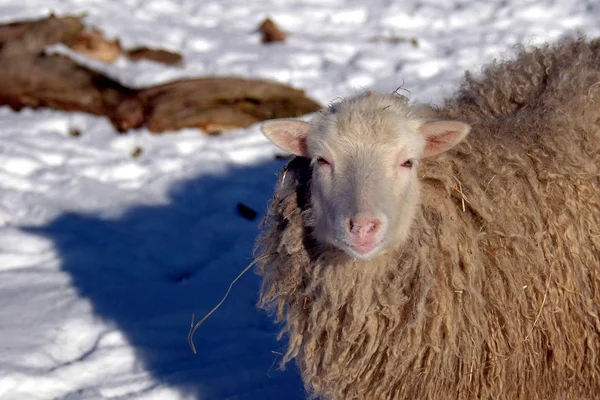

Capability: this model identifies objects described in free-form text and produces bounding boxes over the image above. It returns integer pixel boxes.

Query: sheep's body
[256,38,600,399]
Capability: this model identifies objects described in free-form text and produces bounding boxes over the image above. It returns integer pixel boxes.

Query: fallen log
[131,78,320,134]
[0,15,321,134]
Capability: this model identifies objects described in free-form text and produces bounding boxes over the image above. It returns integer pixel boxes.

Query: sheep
[254,37,600,400]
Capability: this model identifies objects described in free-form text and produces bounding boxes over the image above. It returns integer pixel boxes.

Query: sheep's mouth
[343,240,384,260]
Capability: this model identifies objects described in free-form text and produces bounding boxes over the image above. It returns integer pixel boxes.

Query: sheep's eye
[316,157,331,166]
[401,159,414,168]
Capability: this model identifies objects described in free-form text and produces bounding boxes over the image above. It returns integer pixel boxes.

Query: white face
[261,92,470,260]
[306,112,426,259]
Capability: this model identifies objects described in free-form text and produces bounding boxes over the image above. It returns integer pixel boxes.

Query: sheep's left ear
[261,119,311,157]
[419,120,471,158]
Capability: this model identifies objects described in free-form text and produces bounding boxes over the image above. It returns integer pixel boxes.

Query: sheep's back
[416,36,600,398]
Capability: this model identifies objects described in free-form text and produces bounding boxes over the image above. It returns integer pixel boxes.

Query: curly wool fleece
[256,38,600,400]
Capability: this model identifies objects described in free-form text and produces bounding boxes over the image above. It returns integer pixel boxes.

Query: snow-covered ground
[0,1,598,399]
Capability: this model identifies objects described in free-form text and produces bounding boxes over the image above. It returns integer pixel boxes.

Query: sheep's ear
[419,120,471,158]
[261,119,311,157]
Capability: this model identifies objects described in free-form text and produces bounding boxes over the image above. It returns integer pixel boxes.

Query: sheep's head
[262,92,470,260]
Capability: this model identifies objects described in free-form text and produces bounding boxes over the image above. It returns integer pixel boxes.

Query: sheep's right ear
[261,119,311,157]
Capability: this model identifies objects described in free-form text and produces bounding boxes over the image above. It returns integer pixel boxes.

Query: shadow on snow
[25,159,304,400]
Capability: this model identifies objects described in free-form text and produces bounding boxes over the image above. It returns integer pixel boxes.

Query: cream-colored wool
[255,38,600,399]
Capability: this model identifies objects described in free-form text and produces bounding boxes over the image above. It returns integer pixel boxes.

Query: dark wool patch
[255,37,600,400]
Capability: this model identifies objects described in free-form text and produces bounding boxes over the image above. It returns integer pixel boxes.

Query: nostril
[367,220,380,233]
[348,219,359,233]
[348,216,381,236]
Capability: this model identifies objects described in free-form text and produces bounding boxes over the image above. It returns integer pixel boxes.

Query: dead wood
[0,14,320,134]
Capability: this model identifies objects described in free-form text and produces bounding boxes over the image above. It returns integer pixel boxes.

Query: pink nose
[347,215,381,243]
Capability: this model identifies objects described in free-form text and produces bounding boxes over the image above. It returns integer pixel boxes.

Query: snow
[0,0,598,398]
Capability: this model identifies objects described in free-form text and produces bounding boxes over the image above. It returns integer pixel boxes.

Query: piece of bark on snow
[66,29,122,63]
[62,23,183,66]
[258,18,286,43]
